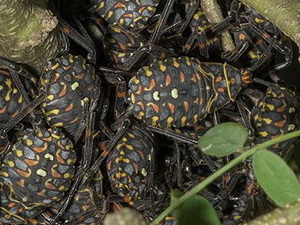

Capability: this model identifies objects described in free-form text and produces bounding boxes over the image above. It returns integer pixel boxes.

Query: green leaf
[198,122,248,157]
[171,189,221,225]
[253,150,300,207]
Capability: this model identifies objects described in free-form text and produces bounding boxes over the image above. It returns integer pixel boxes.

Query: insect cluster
[0,0,299,224]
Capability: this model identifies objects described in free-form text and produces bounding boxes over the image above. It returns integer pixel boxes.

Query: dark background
[278,43,300,86]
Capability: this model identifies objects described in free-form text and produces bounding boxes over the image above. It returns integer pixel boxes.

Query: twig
[201,0,235,52]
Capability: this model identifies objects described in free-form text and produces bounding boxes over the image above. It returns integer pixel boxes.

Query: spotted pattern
[104,25,147,67]
[91,0,160,30]
[129,57,250,127]
[252,85,300,153]
[0,69,35,124]
[221,4,285,66]
[104,25,176,70]
[170,120,213,139]
[34,170,105,224]
[187,7,220,56]
[0,183,41,224]
[49,185,104,224]
[39,54,99,137]
[0,127,76,222]
[106,126,154,200]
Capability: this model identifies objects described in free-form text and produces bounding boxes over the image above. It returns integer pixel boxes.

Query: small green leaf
[171,189,221,225]
[253,150,300,207]
[198,122,247,157]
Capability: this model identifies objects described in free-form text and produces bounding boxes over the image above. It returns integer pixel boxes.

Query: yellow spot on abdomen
[151,116,159,126]
[166,117,174,127]
[259,131,268,137]
[153,91,160,101]
[171,88,179,99]
[37,169,47,177]
[158,61,167,72]
[71,82,79,91]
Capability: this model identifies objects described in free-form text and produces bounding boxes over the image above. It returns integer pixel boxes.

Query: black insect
[90,0,161,31]
[0,127,76,224]
[181,5,221,58]
[106,123,156,206]
[89,0,201,71]
[251,83,300,156]
[39,53,100,140]
[0,10,102,225]
[0,68,36,125]
[211,0,291,70]
[128,56,254,128]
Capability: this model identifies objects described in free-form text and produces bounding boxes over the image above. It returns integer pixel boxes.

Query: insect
[90,0,200,71]
[45,91,100,225]
[0,85,101,225]
[128,56,254,128]
[181,6,221,58]
[31,185,104,225]
[211,0,291,70]
[221,161,272,225]
[106,123,156,205]
[39,53,100,140]
[0,55,99,144]
[252,83,300,156]
[102,24,177,71]
[0,17,101,225]
[0,9,101,142]
[46,139,105,225]
[0,59,46,165]
[90,0,161,31]
[0,68,32,161]
[0,58,40,132]
[0,127,76,224]
[90,0,196,34]
[0,69,34,124]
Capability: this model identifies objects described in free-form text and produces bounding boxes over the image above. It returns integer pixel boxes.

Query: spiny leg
[176,0,200,34]
[0,94,45,138]
[209,0,240,35]
[103,73,128,120]
[119,44,175,71]
[148,0,176,45]
[0,57,39,126]
[174,140,183,188]
[182,29,209,57]
[49,1,97,65]
[79,120,132,188]
[221,27,251,62]
[147,125,198,145]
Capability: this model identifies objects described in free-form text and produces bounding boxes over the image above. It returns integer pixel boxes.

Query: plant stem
[201,0,235,52]
[150,129,300,225]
